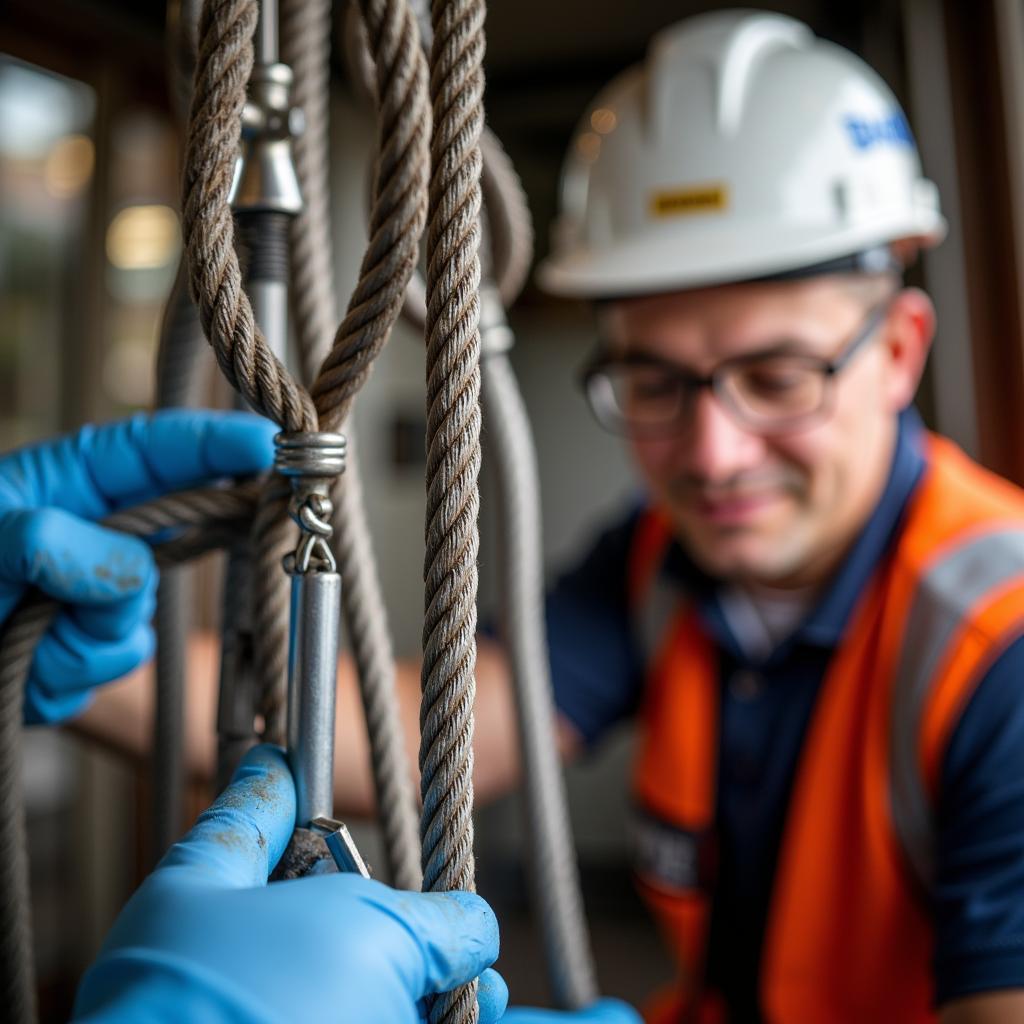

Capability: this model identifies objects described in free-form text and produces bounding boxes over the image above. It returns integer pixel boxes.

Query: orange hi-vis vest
[628,434,1024,1023]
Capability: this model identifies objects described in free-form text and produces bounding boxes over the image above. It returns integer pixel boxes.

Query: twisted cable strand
[182,0,315,433]
[251,480,294,745]
[419,0,486,1020]
[340,5,529,330]
[281,0,336,385]
[310,0,431,431]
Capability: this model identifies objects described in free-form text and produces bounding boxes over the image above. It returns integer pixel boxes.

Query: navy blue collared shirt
[545,412,1024,1015]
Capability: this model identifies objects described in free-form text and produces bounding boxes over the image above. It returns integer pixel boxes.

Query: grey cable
[0,594,48,1024]
[154,0,207,858]
[331,445,422,889]
[341,6,531,333]
[481,345,599,1008]
[153,247,209,859]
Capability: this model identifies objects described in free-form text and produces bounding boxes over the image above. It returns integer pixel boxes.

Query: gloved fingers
[362,882,500,997]
[0,411,276,519]
[0,508,155,626]
[22,679,93,726]
[477,968,510,1024]
[157,745,296,889]
[499,998,643,1023]
[26,618,154,724]
[81,411,277,509]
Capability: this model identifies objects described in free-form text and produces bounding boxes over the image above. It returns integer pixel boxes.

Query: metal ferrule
[274,432,347,478]
[286,568,342,826]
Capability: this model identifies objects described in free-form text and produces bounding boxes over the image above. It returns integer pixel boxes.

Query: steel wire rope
[353,0,595,1008]
[342,4,532,332]
[281,0,422,890]
[417,0,486,1021]
[356,0,596,998]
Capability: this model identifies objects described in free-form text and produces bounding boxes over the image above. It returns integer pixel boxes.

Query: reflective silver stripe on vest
[890,528,1024,889]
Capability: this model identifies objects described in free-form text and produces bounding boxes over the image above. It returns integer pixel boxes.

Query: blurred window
[0,55,95,446]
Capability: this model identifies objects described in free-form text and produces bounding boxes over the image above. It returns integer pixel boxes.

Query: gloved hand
[0,411,276,723]
[501,1000,642,1023]
[73,744,508,1023]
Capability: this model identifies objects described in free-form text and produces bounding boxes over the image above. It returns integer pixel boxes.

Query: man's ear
[880,287,936,411]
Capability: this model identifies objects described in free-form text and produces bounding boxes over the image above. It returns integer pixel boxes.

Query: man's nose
[681,387,767,481]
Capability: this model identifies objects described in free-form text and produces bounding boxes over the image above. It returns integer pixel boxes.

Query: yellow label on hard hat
[650,184,728,218]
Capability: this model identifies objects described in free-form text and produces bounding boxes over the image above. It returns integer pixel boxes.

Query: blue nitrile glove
[73,744,508,1024]
[501,1000,642,1023]
[0,411,276,723]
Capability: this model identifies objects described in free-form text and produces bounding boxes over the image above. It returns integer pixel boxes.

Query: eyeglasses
[579,299,892,438]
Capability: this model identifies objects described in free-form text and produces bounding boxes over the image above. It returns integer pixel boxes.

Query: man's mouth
[690,489,783,526]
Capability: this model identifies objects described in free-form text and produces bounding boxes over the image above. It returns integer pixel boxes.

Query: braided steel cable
[153,200,210,858]
[481,345,599,1008]
[418,1,485,1021]
[0,484,256,1024]
[309,0,430,432]
[341,5,530,332]
[478,130,533,319]
[282,0,423,889]
[349,8,597,996]
[280,0,335,388]
[250,480,293,744]
[182,0,316,434]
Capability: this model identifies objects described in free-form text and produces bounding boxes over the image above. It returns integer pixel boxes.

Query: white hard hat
[537,10,946,298]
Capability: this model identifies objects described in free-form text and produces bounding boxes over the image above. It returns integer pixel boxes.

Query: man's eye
[630,374,678,399]
[741,364,809,394]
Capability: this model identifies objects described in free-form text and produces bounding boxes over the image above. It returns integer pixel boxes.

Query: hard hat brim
[537,211,947,299]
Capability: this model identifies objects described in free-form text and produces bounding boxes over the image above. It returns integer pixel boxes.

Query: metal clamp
[274,432,347,574]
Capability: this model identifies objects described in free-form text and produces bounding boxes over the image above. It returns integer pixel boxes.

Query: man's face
[602,277,922,588]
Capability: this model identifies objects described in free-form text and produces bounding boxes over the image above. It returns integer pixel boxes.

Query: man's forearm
[72,632,553,816]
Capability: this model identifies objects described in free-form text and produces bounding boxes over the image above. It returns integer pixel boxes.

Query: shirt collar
[663,409,928,662]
